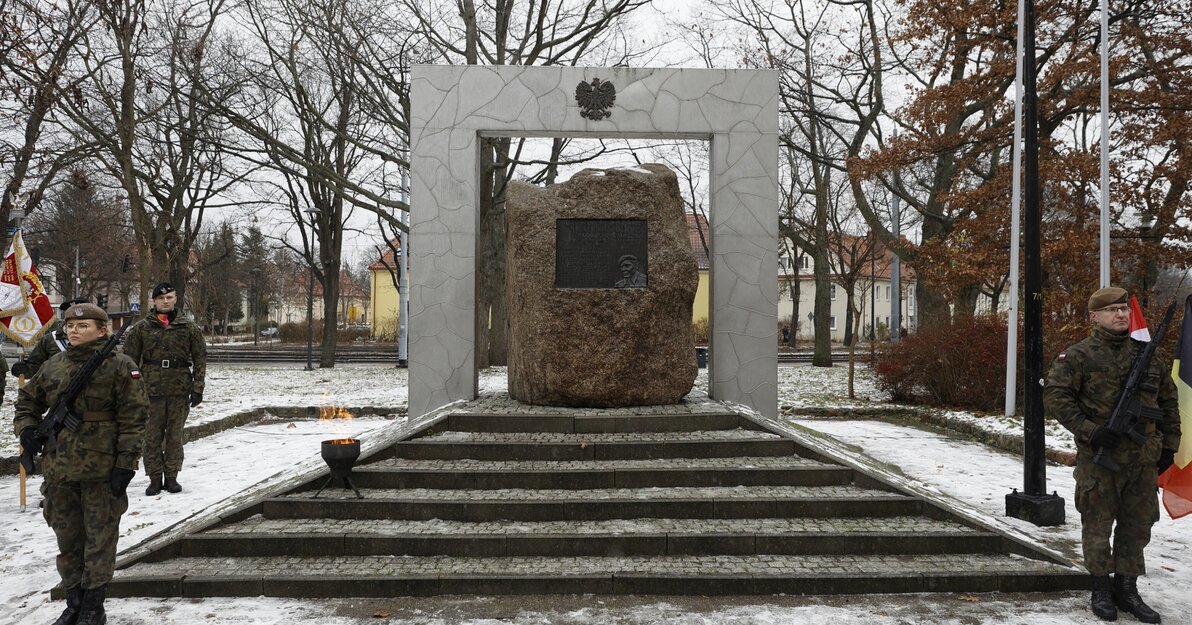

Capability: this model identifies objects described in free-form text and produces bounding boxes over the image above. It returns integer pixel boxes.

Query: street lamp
[304,206,321,371]
[250,267,261,346]
[1138,212,1156,308]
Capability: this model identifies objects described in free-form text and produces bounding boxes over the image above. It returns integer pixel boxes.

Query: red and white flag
[1128,296,1151,342]
[0,230,56,348]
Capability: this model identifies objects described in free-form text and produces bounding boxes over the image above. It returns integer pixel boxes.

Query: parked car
[260,327,279,337]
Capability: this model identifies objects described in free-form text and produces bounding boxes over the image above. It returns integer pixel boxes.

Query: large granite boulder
[506,163,699,407]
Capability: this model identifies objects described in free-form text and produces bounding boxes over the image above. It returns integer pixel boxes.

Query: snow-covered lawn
[0,363,1182,625]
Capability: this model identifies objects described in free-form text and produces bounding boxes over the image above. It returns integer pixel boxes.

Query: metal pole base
[1006,489,1065,526]
[312,475,364,499]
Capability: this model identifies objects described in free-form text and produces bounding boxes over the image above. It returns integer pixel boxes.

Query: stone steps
[160,515,1003,559]
[263,485,920,522]
[346,456,852,489]
[439,412,755,433]
[103,399,1086,598]
[390,429,795,461]
[110,553,1080,598]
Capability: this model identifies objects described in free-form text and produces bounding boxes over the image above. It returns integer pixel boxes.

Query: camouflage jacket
[14,337,148,482]
[22,324,69,378]
[122,311,206,397]
[1044,326,1181,463]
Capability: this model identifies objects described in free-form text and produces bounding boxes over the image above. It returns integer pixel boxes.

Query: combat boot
[75,585,106,625]
[164,476,182,493]
[51,585,83,625]
[1114,574,1161,623]
[145,475,162,496]
[1091,575,1117,621]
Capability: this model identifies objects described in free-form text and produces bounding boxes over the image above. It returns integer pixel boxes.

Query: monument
[506,164,699,407]
[408,65,780,418]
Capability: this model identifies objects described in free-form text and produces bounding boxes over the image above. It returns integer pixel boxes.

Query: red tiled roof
[369,239,405,272]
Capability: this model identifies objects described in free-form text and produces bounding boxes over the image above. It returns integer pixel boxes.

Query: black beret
[151,282,176,298]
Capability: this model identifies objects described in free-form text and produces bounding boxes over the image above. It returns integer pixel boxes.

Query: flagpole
[1005,0,1026,418]
[18,349,27,513]
[1005,0,1065,527]
[8,211,28,512]
[1098,0,1111,287]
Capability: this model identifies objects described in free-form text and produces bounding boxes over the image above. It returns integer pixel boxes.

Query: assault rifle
[18,323,129,474]
[1093,301,1177,472]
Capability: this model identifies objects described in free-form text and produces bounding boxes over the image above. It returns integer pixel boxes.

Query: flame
[327,438,358,445]
[319,391,353,420]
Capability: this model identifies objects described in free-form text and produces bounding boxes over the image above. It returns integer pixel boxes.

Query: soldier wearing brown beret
[1044,286,1181,623]
[14,302,149,625]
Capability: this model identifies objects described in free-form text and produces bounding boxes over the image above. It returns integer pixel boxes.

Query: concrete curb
[784,405,1077,467]
[0,404,410,476]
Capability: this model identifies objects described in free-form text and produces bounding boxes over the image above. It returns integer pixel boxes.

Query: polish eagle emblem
[575,78,616,120]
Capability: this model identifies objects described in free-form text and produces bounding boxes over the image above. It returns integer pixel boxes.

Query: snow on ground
[1,363,1186,625]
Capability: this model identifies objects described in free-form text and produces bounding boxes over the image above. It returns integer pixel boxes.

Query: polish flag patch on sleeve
[131,370,141,379]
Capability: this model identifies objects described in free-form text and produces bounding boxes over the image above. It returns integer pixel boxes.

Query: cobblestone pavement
[365,455,830,470]
[204,515,980,536]
[278,484,889,501]
[413,429,780,443]
[121,552,1067,578]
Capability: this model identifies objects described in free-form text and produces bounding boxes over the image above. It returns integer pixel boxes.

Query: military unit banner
[0,229,55,348]
[1161,294,1192,520]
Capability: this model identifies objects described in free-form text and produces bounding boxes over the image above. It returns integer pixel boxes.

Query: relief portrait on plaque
[615,254,648,288]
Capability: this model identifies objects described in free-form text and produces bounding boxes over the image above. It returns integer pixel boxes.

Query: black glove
[110,467,135,498]
[10,360,30,377]
[19,427,42,456]
[1158,448,1176,475]
[1090,426,1122,451]
[189,392,202,408]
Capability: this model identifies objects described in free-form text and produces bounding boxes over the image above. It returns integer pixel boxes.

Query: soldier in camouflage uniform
[11,299,88,380]
[14,303,148,625]
[122,282,206,496]
[1044,286,1180,624]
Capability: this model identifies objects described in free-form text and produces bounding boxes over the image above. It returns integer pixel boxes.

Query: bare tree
[0,0,98,250]
[23,168,136,302]
[125,0,249,304]
[717,0,891,364]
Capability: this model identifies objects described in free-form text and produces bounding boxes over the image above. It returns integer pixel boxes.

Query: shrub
[873,315,1010,411]
[276,320,370,344]
[692,318,710,345]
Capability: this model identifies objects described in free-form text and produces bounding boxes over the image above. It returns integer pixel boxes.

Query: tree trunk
[477,142,494,368]
[789,266,800,348]
[478,138,510,367]
[916,215,952,328]
[812,250,832,367]
[844,290,855,346]
[954,284,980,319]
[319,265,340,368]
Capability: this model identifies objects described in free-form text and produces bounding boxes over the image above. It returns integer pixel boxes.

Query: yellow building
[688,214,711,333]
[368,241,403,341]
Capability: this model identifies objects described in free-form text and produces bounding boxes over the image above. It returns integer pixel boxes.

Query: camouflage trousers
[142,395,189,478]
[1073,458,1160,576]
[42,480,128,589]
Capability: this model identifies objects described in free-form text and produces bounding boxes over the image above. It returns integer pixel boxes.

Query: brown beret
[64,303,110,323]
[1089,287,1128,311]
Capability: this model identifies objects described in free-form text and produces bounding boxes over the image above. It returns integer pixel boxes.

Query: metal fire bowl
[321,438,360,480]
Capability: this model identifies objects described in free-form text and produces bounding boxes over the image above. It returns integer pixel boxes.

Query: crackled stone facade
[409,65,778,418]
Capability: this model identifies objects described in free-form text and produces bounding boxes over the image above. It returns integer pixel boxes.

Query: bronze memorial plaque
[555,219,648,289]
